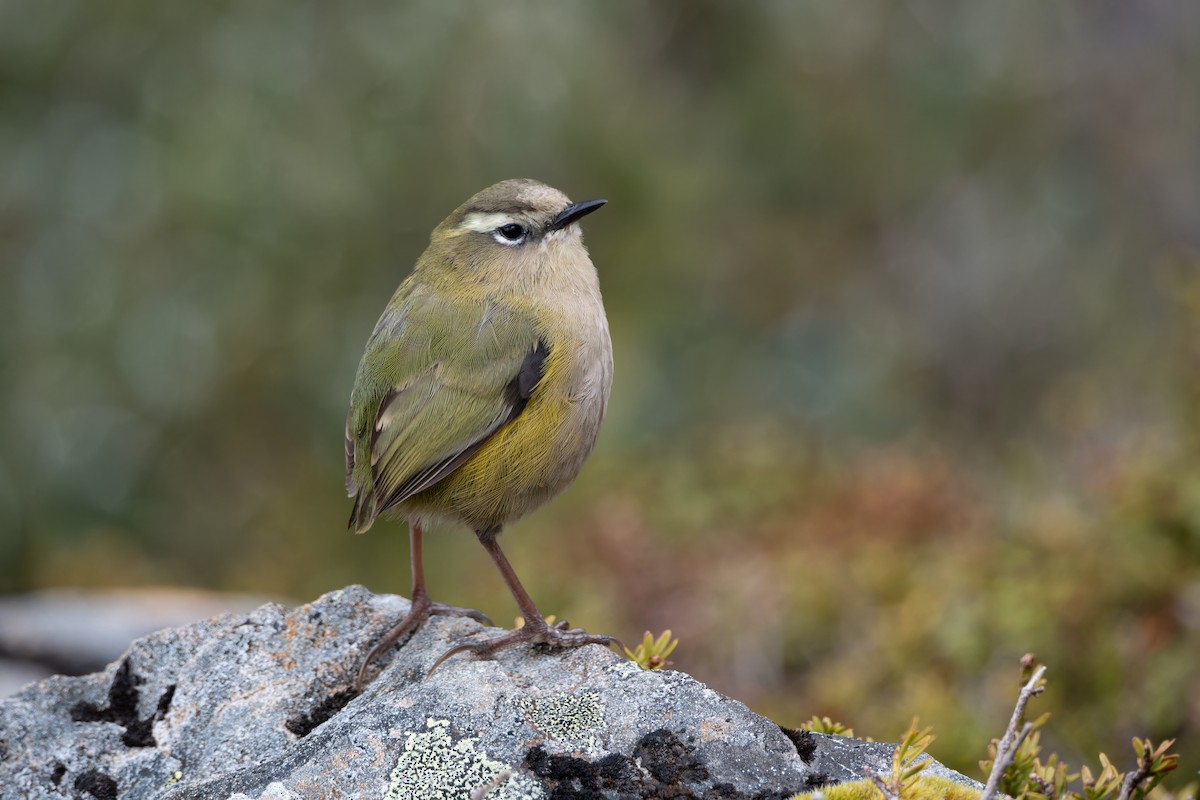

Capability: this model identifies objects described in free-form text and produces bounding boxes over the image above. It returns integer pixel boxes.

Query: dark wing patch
[507,339,548,411]
[375,338,549,513]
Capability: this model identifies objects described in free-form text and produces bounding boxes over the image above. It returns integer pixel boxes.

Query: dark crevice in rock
[776,729,857,790]
[155,684,176,719]
[50,761,66,785]
[778,727,817,762]
[284,687,358,737]
[526,729,800,800]
[74,768,118,799]
[69,659,170,748]
[801,772,837,792]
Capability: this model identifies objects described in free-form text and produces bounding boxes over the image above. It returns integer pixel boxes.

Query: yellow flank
[406,337,591,530]
[790,776,982,800]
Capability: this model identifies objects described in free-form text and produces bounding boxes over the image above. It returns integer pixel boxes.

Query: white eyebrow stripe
[460,212,520,234]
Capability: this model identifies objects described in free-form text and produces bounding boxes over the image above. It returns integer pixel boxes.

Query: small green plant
[871,719,935,800]
[1121,738,1180,800]
[979,657,1181,800]
[797,715,856,738]
[789,719,971,800]
[624,630,679,670]
[789,656,1188,800]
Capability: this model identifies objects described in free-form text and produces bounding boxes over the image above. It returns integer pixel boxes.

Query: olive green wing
[345,286,546,532]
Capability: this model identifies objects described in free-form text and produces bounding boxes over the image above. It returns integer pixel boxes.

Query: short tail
[348,490,378,534]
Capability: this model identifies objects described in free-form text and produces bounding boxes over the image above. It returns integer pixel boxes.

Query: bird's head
[422,179,606,288]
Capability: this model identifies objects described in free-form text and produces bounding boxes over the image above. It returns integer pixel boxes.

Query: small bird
[345,179,615,686]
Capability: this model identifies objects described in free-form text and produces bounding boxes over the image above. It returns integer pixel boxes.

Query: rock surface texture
[0,586,980,800]
[0,588,273,696]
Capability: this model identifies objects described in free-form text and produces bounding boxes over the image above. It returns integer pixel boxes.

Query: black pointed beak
[549,198,606,232]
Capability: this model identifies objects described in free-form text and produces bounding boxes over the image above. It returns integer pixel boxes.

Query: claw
[425,642,479,678]
[356,598,490,690]
[423,616,619,680]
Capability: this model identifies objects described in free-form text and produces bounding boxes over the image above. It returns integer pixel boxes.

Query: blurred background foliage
[2,0,1199,778]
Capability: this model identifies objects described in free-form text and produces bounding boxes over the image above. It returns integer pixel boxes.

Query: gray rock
[788,729,985,791]
[0,659,50,700]
[0,586,978,800]
[0,588,275,695]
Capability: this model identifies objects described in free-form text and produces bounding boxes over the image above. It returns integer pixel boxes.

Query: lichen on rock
[520,689,604,742]
[385,718,543,800]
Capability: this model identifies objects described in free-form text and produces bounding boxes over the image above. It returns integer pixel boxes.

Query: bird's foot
[426,615,620,677]
[356,594,491,689]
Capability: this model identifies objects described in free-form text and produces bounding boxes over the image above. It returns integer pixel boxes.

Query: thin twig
[1115,749,1160,800]
[980,665,1047,800]
[1115,768,1146,800]
[985,722,1034,799]
[870,771,899,800]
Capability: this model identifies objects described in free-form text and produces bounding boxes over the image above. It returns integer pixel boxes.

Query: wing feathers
[366,336,549,519]
[344,413,357,497]
[376,409,506,512]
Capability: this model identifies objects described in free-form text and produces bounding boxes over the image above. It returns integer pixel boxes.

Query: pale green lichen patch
[520,690,604,741]
[385,718,543,800]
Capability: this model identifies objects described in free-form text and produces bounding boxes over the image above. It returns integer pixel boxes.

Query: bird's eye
[493,223,527,244]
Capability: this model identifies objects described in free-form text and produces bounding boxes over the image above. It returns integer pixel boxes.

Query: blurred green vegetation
[2,0,1198,779]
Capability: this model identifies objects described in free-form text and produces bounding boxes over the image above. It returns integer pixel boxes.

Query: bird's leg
[356,521,491,689]
[427,527,619,676]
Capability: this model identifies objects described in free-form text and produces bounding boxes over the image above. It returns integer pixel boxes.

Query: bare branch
[980,665,1047,800]
[1115,739,1178,800]
[1115,764,1150,800]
